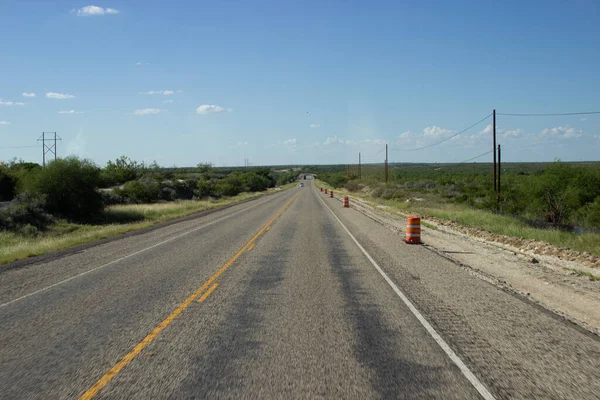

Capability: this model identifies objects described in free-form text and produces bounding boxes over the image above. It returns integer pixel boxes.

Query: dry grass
[0,186,293,266]
[315,179,600,257]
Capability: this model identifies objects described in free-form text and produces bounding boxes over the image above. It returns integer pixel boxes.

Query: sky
[1,0,599,167]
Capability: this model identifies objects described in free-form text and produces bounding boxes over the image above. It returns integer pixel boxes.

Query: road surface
[1,178,600,399]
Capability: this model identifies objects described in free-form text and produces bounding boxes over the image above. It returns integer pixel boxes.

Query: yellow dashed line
[197,283,219,303]
[79,192,300,400]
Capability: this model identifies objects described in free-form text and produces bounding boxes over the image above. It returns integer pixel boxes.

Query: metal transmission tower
[37,132,62,166]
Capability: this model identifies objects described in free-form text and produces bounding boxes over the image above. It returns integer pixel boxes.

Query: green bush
[101,156,146,187]
[20,157,104,221]
[196,178,216,199]
[214,174,244,197]
[0,165,17,201]
[115,176,161,204]
[172,179,196,200]
[0,191,55,232]
[241,172,271,192]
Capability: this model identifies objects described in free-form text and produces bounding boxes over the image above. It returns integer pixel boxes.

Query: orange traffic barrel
[324,188,328,194]
[329,190,334,198]
[404,216,422,244]
[342,196,349,208]
[320,187,323,192]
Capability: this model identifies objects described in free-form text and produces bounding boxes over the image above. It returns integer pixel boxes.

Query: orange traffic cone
[320,187,323,192]
[342,196,349,208]
[324,189,328,194]
[404,216,422,244]
[329,190,334,198]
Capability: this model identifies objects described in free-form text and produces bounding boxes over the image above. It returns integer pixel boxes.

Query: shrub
[241,172,271,192]
[116,176,161,204]
[20,157,104,221]
[0,165,17,201]
[214,174,244,197]
[101,156,146,187]
[172,179,197,200]
[100,190,125,206]
[344,181,361,192]
[196,178,216,199]
[0,191,55,232]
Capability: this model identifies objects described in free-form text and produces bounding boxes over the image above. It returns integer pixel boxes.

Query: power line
[391,113,492,152]
[459,150,493,164]
[497,111,600,116]
[0,145,38,150]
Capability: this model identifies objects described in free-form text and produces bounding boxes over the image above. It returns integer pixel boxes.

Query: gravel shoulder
[343,194,600,335]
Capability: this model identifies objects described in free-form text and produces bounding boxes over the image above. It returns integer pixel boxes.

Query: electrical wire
[497,111,600,116]
[0,145,38,150]
[459,150,493,164]
[391,113,492,152]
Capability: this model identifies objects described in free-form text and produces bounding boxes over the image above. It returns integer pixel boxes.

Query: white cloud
[0,100,25,106]
[322,135,355,146]
[46,92,75,99]
[423,126,452,137]
[72,5,120,16]
[135,62,149,66]
[196,104,227,115]
[22,92,36,98]
[163,100,174,104]
[142,90,175,95]
[540,126,582,139]
[365,138,388,145]
[134,108,161,116]
[310,124,320,128]
[503,128,523,138]
[236,141,248,147]
[58,110,83,114]
[581,118,587,122]
[0,121,10,125]
[480,124,493,135]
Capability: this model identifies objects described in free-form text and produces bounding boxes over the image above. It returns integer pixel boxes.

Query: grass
[314,179,600,257]
[0,185,295,266]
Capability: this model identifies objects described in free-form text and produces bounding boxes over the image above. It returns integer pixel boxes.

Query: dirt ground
[344,195,600,335]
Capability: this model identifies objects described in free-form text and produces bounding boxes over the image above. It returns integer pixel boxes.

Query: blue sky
[1,0,599,167]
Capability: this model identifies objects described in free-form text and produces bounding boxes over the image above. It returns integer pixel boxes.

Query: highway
[1,177,600,399]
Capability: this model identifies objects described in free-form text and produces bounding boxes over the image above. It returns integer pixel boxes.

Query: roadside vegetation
[313,161,600,256]
[0,157,300,265]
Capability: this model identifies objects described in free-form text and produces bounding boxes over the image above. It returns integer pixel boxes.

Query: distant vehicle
[303,174,307,180]
[299,183,304,187]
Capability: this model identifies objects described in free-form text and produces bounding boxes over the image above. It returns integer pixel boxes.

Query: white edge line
[314,185,496,400]
[0,192,289,309]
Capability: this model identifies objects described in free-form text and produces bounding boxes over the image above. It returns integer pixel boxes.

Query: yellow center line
[247,243,256,252]
[79,192,300,400]
[266,226,271,231]
[197,283,219,303]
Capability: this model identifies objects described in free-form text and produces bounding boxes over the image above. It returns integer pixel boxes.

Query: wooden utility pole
[497,144,501,212]
[358,152,361,179]
[493,109,497,192]
[384,144,388,184]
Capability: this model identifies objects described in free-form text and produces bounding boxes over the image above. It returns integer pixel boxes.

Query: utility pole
[358,152,361,179]
[385,144,388,184]
[497,144,501,212]
[37,132,61,167]
[492,109,497,193]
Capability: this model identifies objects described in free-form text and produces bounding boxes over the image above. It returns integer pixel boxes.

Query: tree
[101,156,146,187]
[21,157,104,221]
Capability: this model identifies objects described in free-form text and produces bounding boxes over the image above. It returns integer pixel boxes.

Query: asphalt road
[1,178,600,399]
